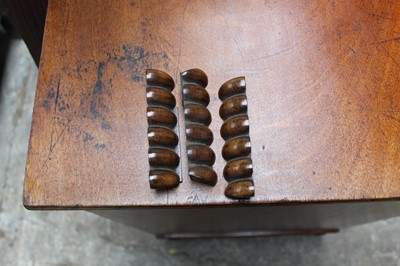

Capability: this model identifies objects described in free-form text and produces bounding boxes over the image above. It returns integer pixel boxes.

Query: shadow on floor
[0,16,20,88]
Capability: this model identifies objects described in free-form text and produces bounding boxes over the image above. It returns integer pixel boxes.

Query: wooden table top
[24,0,400,209]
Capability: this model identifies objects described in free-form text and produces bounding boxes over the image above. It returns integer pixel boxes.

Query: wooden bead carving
[149,170,180,190]
[219,77,254,199]
[146,107,177,129]
[187,145,216,166]
[146,69,180,190]
[146,69,175,91]
[223,158,253,182]
[184,103,212,126]
[218,77,246,101]
[224,179,255,199]
[148,127,178,148]
[148,148,180,169]
[222,136,251,161]
[188,166,218,186]
[181,69,217,186]
[219,95,248,120]
[220,115,249,141]
[185,124,213,146]
[146,87,176,109]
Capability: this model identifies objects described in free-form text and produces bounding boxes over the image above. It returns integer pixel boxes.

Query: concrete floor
[1,41,400,266]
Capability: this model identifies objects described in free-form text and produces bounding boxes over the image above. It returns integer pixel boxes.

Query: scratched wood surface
[24,0,400,208]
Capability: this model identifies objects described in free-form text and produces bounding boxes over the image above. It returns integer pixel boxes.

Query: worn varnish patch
[41,45,171,154]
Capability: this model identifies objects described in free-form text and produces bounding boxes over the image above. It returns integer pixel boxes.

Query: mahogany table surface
[24,0,400,209]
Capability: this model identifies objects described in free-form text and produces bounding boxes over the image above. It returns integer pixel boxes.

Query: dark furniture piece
[23,0,400,238]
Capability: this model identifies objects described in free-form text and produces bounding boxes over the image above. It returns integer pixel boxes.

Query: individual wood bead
[182,84,210,106]
[220,115,249,140]
[222,136,251,161]
[187,145,216,166]
[189,166,218,186]
[147,127,178,148]
[223,158,253,182]
[148,148,179,169]
[184,103,212,126]
[224,179,255,199]
[218,77,246,101]
[147,107,177,129]
[185,124,213,146]
[146,87,176,109]
[149,170,180,190]
[146,69,175,91]
[219,95,248,120]
[180,68,208,88]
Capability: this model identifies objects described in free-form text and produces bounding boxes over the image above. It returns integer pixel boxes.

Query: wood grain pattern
[24,0,400,208]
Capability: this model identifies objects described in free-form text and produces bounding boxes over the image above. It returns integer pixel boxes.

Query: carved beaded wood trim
[219,77,255,199]
[181,69,217,186]
[146,69,181,190]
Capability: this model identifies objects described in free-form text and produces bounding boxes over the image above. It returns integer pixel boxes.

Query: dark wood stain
[95,143,106,149]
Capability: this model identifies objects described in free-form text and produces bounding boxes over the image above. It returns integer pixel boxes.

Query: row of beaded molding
[181,69,217,186]
[146,69,180,190]
[145,70,254,199]
[219,77,255,199]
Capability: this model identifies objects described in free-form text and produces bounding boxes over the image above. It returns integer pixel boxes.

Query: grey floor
[1,41,400,266]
